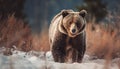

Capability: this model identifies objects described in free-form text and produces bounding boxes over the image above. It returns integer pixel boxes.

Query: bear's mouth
[69,32,77,37]
[70,33,76,35]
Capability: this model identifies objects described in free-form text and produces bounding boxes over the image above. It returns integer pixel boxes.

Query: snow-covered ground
[0,48,119,69]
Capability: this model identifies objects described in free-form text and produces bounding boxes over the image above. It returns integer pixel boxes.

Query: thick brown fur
[49,9,87,63]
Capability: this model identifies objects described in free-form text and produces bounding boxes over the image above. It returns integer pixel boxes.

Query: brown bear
[49,9,87,63]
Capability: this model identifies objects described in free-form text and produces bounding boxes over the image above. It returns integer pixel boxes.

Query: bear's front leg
[51,33,67,63]
[71,33,86,63]
[78,35,86,63]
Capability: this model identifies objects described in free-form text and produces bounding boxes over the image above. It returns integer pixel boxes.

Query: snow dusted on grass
[0,50,119,69]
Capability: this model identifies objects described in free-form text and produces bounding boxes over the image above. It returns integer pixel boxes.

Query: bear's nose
[72,29,76,33]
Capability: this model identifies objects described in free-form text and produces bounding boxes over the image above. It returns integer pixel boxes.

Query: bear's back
[49,13,63,44]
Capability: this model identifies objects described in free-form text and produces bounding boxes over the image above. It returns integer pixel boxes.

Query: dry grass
[0,15,32,55]
[31,28,50,52]
[86,23,120,59]
[0,15,50,54]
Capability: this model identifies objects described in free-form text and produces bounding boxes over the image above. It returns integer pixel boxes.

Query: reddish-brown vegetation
[0,15,32,55]
[86,23,120,59]
[0,15,49,55]
[31,29,50,52]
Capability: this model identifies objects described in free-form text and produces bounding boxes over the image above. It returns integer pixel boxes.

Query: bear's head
[59,10,87,37]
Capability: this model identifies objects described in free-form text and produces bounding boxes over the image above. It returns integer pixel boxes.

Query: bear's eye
[76,22,81,28]
[69,22,72,24]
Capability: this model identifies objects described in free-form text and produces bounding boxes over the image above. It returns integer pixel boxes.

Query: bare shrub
[86,23,120,59]
[0,15,32,55]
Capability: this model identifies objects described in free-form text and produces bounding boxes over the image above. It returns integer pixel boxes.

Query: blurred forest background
[0,0,120,59]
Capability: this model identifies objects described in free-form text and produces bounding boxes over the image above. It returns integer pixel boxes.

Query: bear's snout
[70,23,78,34]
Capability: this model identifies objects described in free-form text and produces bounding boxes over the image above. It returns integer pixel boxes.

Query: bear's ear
[79,10,87,18]
[61,10,69,17]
